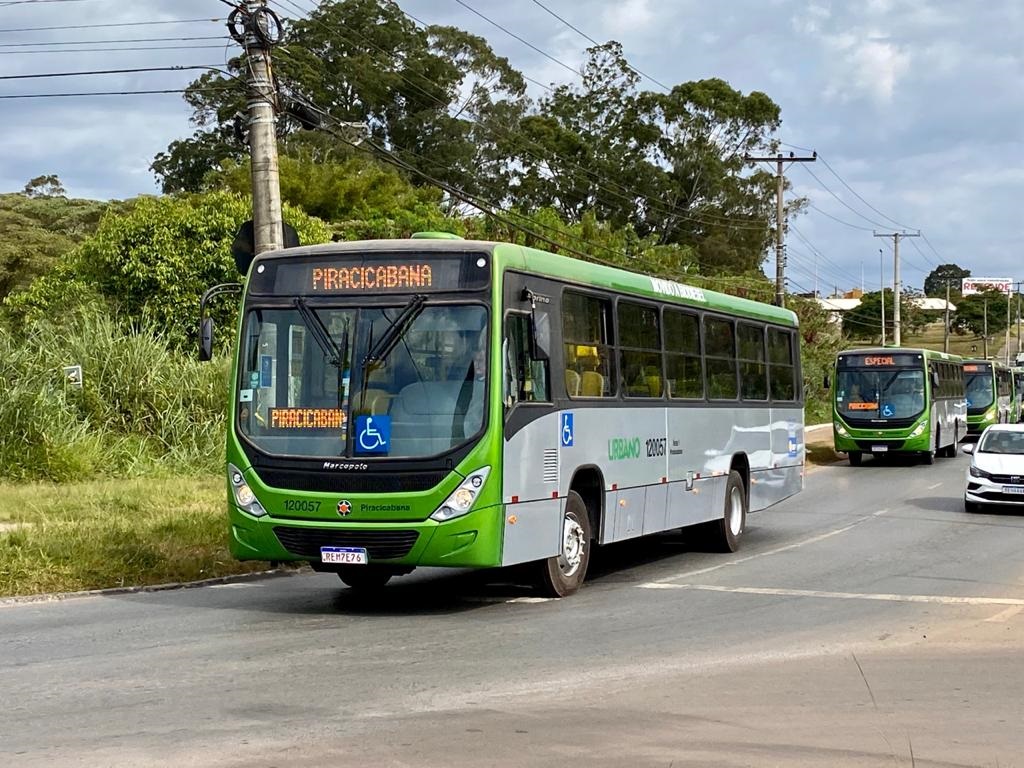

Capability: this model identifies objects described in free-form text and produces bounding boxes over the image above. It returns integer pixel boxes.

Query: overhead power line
[453,0,581,79]
[0,44,230,54]
[0,0,91,5]
[0,35,229,47]
[528,0,671,91]
[0,86,232,99]
[0,64,226,80]
[0,18,223,34]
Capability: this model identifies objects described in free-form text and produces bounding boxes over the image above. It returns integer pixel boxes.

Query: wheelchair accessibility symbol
[881,403,895,418]
[560,412,574,447]
[355,415,391,455]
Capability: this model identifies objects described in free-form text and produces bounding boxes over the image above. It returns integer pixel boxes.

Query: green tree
[0,191,109,301]
[923,263,970,298]
[154,0,527,200]
[841,290,926,341]
[6,191,333,348]
[954,289,1010,337]
[23,174,66,198]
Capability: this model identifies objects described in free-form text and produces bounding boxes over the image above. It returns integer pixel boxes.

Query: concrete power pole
[983,299,989,360]
[241,1,284,255]
[746,151,816,308]
[873,231,920,347]
[879,248,886,346]
[944,280,951,353]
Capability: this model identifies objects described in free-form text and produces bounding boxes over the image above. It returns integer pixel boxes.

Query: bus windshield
[965,371,994,411]
[237,302,488,459]
[836,368,925,421]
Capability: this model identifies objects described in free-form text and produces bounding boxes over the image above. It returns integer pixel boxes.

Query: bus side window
[505,313,550,407]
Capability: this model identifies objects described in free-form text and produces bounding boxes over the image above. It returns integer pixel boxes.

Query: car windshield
[978,430,1024,455]
[836,368,925,420]
[965,372,994,410]
[237,303,488,459]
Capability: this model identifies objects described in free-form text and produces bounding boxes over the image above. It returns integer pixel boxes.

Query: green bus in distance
[832,347,966,465]
[202,234,804,597]
[964,359,1019,434]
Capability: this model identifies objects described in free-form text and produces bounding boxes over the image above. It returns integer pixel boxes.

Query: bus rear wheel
[698,470,746,553]
[534,491,591,598]
[848,451,863,466]
[337,565,394,591]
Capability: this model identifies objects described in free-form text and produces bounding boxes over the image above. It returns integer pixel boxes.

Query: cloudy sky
[1,0,1021,292]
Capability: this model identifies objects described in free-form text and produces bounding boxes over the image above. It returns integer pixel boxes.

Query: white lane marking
[926,482,943,490]
[640,583,1024,607]
[653,509,889,584]
[985,605,1024,623]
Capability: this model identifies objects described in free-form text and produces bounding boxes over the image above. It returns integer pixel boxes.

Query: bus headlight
[909,422,926,438]
[834,422,849,437]
[229,463,267,517]
[431,467,490,522]
[985,407,997,422]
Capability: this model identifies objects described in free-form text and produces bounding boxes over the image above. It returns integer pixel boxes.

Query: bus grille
[257,469,448,494]
[273,527,420,560]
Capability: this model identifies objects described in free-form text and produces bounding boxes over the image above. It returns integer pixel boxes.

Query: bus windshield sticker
[355,415,391,454]
[248,371,260,389]
[260,355,273,387]
[239,389,253,403]
[269,408,345,430]
[881,404,896,417]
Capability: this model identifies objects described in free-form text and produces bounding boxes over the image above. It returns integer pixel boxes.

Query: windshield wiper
[362,294,427,367]
[295,298,347,368]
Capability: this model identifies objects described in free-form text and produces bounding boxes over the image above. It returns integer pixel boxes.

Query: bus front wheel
[534,491,591,598]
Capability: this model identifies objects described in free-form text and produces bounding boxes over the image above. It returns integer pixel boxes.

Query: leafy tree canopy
[924,263,970,298]
[953,289,1011,337]
[5,191,333,349]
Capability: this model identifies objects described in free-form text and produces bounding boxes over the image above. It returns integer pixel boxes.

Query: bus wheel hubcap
[559,516,585,577]
[728,487,743,537]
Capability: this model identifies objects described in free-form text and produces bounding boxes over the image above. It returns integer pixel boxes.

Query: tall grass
[0,309,229,481]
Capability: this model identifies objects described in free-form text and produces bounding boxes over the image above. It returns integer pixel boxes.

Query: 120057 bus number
[646,438,666,457]
[284,500,321,512]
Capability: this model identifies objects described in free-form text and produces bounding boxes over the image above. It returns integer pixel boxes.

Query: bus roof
[250,238,798,327]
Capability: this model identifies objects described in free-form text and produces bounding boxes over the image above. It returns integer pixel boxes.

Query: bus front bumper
[228,503,503,569]
[833,423,931,454]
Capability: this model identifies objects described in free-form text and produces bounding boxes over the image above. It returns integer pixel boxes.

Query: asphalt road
[3,451,1024,768]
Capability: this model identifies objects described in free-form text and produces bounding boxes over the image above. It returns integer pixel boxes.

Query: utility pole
[873,231,920,346]
[1017,283,1022,359]
[983,298,989,360]
[944,280,951,353]
[237,1,284,255]
[745,151,817,308]
[879,248,886,346]
[1007,286,1013,366]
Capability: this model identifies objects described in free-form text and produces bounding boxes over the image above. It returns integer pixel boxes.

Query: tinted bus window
[619,301,663,398]
[768,328,796,401]
[664,310,703,399]
[704,317,737,400]
[563,291,615,398]
[738,323,767,401]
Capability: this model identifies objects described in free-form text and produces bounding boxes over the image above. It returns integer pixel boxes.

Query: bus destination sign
[839,353,922,369]
[269,408,345,430]
[250,252,490,295]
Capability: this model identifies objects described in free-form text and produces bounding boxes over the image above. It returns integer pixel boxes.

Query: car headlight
[834,421,849,437]
[229,462,267,517]
[969,464,991,479]
[909,422,926,438]
[431,467,490,522]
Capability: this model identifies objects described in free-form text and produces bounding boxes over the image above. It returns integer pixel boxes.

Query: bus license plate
[321,547,368,565]
[872,445,888,453]
[1002,486,1024,496]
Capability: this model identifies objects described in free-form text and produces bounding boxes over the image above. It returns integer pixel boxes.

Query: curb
[0,566,308,608]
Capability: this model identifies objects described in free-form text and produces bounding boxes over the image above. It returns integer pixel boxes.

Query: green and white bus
[832,348,966,465]
[205,235,804,596]
[964,359,1018,434]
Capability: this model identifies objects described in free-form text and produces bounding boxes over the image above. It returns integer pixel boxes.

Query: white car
[962,424,1024,512]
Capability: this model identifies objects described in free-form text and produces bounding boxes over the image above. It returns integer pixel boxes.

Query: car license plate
[1002,486,1024,496]
[321,546,368,564]
[872,445,888,453]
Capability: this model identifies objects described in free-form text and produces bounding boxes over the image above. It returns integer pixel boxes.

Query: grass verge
[0,476,269,597]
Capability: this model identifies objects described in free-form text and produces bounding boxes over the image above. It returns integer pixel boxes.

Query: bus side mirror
[199,317,214,362]
[823,374,831,390]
